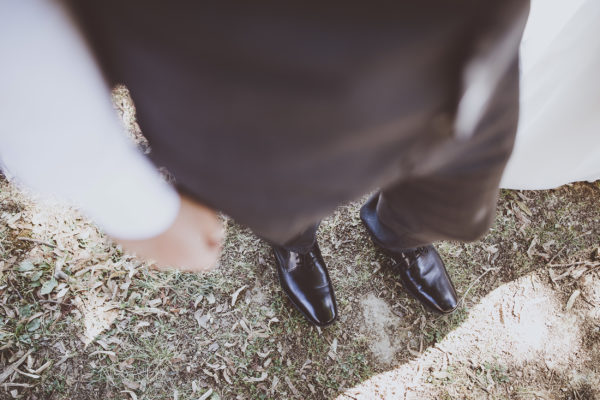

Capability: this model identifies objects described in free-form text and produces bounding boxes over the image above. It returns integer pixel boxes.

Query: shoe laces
[399,246,428,268]
[287,252,301,271]
[414,246,429,257]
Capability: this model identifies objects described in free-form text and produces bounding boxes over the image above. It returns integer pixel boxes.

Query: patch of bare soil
[339,270,600,399]
[359,293,406,366]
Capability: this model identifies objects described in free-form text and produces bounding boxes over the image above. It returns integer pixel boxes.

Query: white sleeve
[0,0,180,240]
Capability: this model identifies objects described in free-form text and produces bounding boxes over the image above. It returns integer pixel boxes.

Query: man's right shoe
[272,243,337,326]
[388,245,458,314]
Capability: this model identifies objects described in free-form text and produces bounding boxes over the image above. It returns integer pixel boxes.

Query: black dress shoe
[389,245,458,314]
[272,243,337,326]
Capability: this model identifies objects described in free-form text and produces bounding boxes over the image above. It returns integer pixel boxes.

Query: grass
[2,174,600,399]
[482,360,510,384]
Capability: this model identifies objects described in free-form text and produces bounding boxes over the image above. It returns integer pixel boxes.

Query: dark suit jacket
[67,1,528,243]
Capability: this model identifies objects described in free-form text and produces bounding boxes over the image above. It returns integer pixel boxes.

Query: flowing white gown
[500,0,600,189]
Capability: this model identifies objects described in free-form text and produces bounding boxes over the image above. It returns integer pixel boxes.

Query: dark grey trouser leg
[361,59,520,251]
[271,222,319,254]
[360,169,506,251]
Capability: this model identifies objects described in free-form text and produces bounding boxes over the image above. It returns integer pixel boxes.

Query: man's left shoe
[272,243,338,326]
[388,245,458,314]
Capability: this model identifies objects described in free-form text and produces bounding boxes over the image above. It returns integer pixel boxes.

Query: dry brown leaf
[257,350,271,358]
[515,200,533,217]
[244,372,268,383]
[230,285,248,307]
[284,376,299,396]
[16,369,40,379]
[239,319,251,334]
[222,369,233,385]
[194,311,210,330]
[527,236,538,258]
[90,350,117,362]
[570,265,589,279]
[134,321,151,332]
[147,298,162,307]
[206,293,216,304]
[406,343,421,357]
[55,286,69,298]
[96,339,110,350]
[0,348,34,384]
[123,379,140,390]
[270,376,280,394]
[566,289,581,311]
[203,369,220,384]
[32,360,52,375]
[121,390,138,400]
[194,295,203,308]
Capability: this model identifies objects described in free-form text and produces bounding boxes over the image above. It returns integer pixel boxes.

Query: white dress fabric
[0,0,180,240]
[500,0,600,189]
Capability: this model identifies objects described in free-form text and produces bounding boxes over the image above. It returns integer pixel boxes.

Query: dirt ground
[1,89,599,400]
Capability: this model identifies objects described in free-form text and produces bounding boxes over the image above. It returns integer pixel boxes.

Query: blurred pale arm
[0,0,222,271]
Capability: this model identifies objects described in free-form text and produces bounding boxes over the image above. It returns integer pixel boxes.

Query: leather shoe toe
[273,243,338,326]
[390,245,458,314]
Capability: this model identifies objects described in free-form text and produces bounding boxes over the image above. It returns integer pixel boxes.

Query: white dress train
[500,0,600,190]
